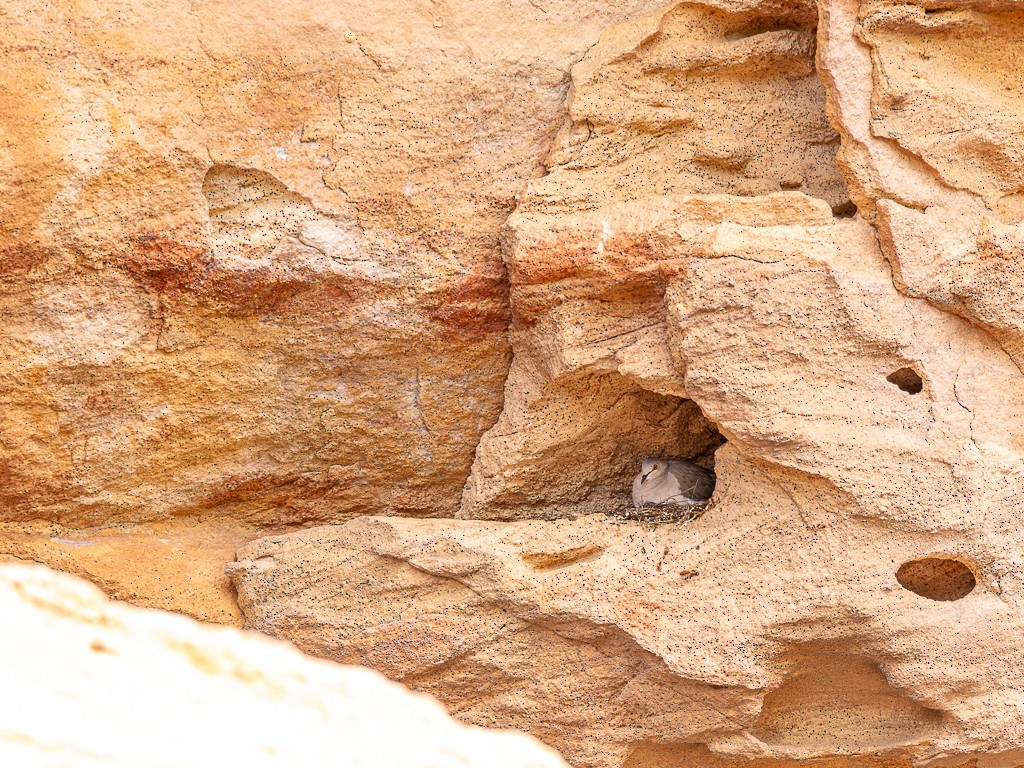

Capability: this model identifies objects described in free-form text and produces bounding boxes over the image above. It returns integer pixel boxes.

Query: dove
[632,457,715,508]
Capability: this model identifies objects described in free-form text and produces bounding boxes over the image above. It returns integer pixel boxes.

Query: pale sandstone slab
[0,562,568,767]
[230,506,1023,768]
[668,216,1024,531]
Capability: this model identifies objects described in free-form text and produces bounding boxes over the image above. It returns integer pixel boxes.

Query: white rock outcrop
[0,563,567,768]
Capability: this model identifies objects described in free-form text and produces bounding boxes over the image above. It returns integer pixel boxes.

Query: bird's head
[640,457,665,484]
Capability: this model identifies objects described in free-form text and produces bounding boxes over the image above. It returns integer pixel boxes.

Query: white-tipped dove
[632,457,715,508]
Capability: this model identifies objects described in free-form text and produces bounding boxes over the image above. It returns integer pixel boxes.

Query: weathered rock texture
[0,0,673,532]
[7,0,1024,766]
[222,0,1024,766]
[0,518,252,624]
[459,0,854,518]
[230,500,1020,768]
[0,0,668,615]
[0,562,568,767]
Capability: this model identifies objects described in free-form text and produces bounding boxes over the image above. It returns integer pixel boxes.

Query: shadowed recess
[897,556,976,601]
[624,742,941,768]
[886,368,924,395]
[751,650,943,751]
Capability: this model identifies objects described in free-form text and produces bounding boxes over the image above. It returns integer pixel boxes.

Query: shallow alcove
[625,741,928,768]
[751,646,943,752]
[887,367,924,394]
[582,383,728,515]
[832,200,859,218]
[897,556,976,601]
[460,368,728,520]
[202,164,326,260]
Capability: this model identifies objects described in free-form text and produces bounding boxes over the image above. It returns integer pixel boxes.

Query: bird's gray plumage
[632,457,715,508]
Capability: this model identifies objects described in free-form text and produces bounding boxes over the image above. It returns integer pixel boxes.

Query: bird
[632,457,715,508]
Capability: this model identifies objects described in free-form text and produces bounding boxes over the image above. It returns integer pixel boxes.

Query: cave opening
[459,366,729,521]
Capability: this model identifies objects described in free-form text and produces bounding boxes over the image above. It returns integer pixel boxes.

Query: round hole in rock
[887,367,924,394]
[896,556,976,601]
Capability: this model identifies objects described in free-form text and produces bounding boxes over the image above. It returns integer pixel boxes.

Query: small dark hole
[897,557,975,601]
[887,367,923,394]
[832,201,858,218]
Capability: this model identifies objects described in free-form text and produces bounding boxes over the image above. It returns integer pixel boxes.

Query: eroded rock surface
[0,0,671,613]
[6,0,1024,765]
[226,0,1024,765]
[230,182,1024,762]
[230,510,1022,768]
[0,517,254,624]
[0,0,669,529]
[0,562,568,767]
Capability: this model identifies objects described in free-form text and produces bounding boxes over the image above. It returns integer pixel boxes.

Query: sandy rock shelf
[227,504,1023,768]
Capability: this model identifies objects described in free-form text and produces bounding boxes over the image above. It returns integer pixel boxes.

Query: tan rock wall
[0,0,667,531]
[5,0,1024,766]
[231,0,1024,765]
[1,0,662,619]
[229,506,1022,767]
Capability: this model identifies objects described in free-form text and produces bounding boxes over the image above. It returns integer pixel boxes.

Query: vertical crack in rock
[818,0,1024,384]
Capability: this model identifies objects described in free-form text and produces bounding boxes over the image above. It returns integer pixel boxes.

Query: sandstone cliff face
[5,0,1024,766]
[3,0,659,527]
[231,0,1024,765]
[229,515,1016,767]
[0,0,665,619]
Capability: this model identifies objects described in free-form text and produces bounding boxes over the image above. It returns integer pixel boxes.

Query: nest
[606,500,712,525]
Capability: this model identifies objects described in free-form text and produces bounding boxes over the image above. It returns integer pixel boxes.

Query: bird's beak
[641,471,652,483]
